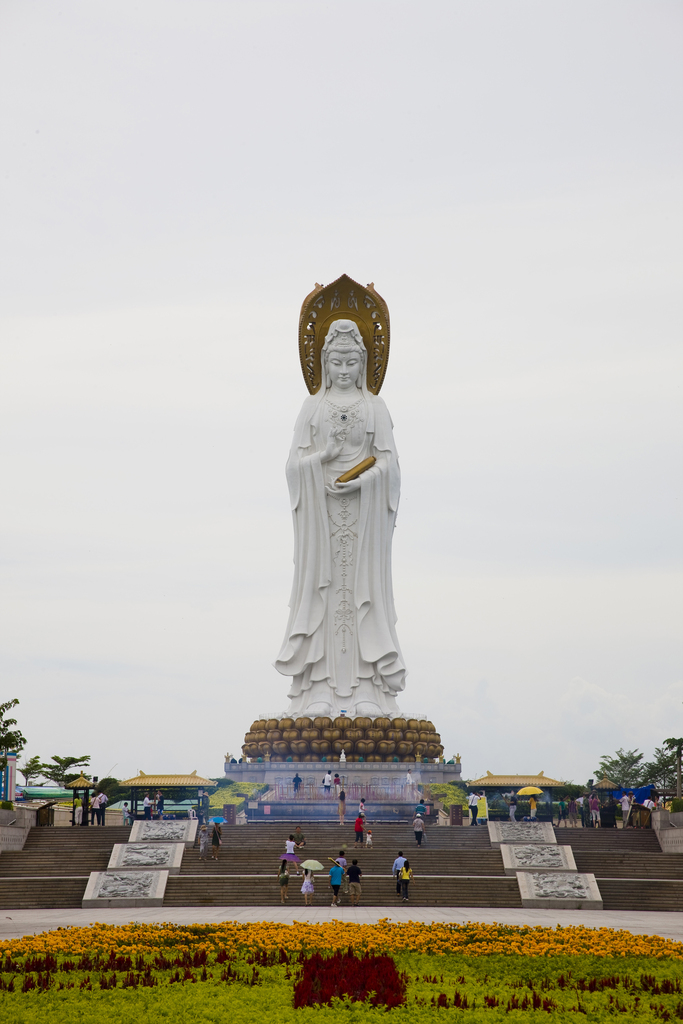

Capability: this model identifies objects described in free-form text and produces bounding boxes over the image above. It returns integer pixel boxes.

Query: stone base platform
[488,821,556,848]
[517,871,603,910]
[502,844,577,875]
[82,870,169,909]
[129,819,198,848]
[107,843,184,874]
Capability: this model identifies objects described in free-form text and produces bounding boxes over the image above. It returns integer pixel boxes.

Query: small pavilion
[119,770,217,819]
[467,771,564,819]
[66,774,97,827]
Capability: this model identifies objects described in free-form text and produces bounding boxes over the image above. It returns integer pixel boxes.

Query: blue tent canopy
[612,785,656,803]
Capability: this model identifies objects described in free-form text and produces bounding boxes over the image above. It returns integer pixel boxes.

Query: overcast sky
[1,1,681,787]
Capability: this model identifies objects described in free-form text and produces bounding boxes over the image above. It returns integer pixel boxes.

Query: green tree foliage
[0,699,26,772]
[641,746,678,792]
[18,755,44,786]
[40,755,91,787]
[96,776,128,803]
[664,737,683,798]
[594,748,645,789]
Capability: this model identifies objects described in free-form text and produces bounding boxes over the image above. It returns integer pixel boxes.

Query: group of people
[198,820,223,860]
[467,787,662,828]
[277,842,415,906]
[73,789,109,825]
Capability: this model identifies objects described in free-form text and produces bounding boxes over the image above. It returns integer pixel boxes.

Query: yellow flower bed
[2,920,681,961]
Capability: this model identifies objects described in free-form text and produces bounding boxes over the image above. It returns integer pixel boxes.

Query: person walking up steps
[413,813,425,846]
[278,860,290,903]
[329,859,344,907]
[338,787,346,825]
[392,851,406,895]
[301,868,315,906]
[198,824,209,861]
[468,791,479,825]
[400,859,413,901]
[354,814,365,846]
[347,859,362,906]
[211,821,222,860]
[336,851,349,896]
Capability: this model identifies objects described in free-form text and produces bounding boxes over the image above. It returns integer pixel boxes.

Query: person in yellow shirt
[400,860,413,901]
[529,796,537,819]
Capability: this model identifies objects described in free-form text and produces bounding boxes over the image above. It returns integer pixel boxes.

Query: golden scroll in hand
[336,457,376,484]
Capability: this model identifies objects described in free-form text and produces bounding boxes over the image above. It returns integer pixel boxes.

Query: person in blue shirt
[329,860,344,906]
[392,851,406,895]
[415,798,427,816]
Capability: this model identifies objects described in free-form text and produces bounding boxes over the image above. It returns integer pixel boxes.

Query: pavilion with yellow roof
[466,771,565,821]
[118,770,216,820]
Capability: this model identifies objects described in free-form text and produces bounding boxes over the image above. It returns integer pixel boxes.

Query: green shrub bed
[2,949,683,1022]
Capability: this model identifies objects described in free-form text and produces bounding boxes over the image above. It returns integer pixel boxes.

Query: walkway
[1,907,683,942]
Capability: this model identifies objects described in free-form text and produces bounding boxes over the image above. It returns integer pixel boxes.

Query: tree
[641,746,678,793]
[664,738,683,799]
[594,748,645,789]
[40,755,91,787]
[0,699,26,773]
[18,755,44,787]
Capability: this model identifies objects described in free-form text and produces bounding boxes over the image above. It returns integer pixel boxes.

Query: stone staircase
[1,821,683,910]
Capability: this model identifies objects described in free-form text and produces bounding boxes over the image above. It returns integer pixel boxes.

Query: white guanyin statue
[275,317,406,718]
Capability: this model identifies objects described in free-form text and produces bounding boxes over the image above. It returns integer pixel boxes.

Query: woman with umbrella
[516,786,543,820]
[299,859,323,906]
[211,820,222,860]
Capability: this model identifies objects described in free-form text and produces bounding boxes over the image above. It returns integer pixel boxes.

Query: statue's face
[327,341,362,390]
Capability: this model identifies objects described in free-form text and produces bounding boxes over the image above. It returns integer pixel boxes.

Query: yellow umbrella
[517,786,543,795]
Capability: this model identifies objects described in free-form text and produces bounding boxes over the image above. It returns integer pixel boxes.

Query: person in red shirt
[354,815,365,845]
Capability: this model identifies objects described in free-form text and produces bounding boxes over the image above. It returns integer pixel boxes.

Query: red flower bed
[293,949,407,1009]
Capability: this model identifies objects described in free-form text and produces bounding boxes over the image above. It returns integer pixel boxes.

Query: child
[365,829,373,848]
[301,868,315,906]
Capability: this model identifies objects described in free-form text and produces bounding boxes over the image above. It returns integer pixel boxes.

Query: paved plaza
[1,906,683,942]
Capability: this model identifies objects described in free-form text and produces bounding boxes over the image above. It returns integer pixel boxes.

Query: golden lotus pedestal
[241,715,445,764]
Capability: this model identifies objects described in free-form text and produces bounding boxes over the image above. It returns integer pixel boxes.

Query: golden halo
[298,274,390,395]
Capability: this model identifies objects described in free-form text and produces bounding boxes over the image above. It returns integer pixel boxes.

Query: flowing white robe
[275,389,406,716]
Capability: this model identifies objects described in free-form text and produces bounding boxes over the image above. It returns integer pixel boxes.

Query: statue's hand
[327,477,362,496]
[320,427,345,464]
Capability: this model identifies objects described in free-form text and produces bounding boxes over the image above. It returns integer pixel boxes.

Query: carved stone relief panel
[82,870,169,908]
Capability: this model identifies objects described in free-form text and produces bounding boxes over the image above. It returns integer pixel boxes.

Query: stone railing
[0,805,37,852]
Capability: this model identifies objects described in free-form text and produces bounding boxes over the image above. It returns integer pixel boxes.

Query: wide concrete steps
[180,848,506,876]
[554,828,660,852]
[0,827,131,877]
[574,851,683,879]
[0,878,87,909]
[163,875,522,908]
[599,879,683,912]
[233,823,491,849]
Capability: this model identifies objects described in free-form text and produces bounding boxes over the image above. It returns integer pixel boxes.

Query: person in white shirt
[576,794,585,827]
[143,793,152,820]
[620,792,632,828]
[468,791,479,826]
[97,791,108,826]
[323,772,332,796]
[90,792,101,825]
